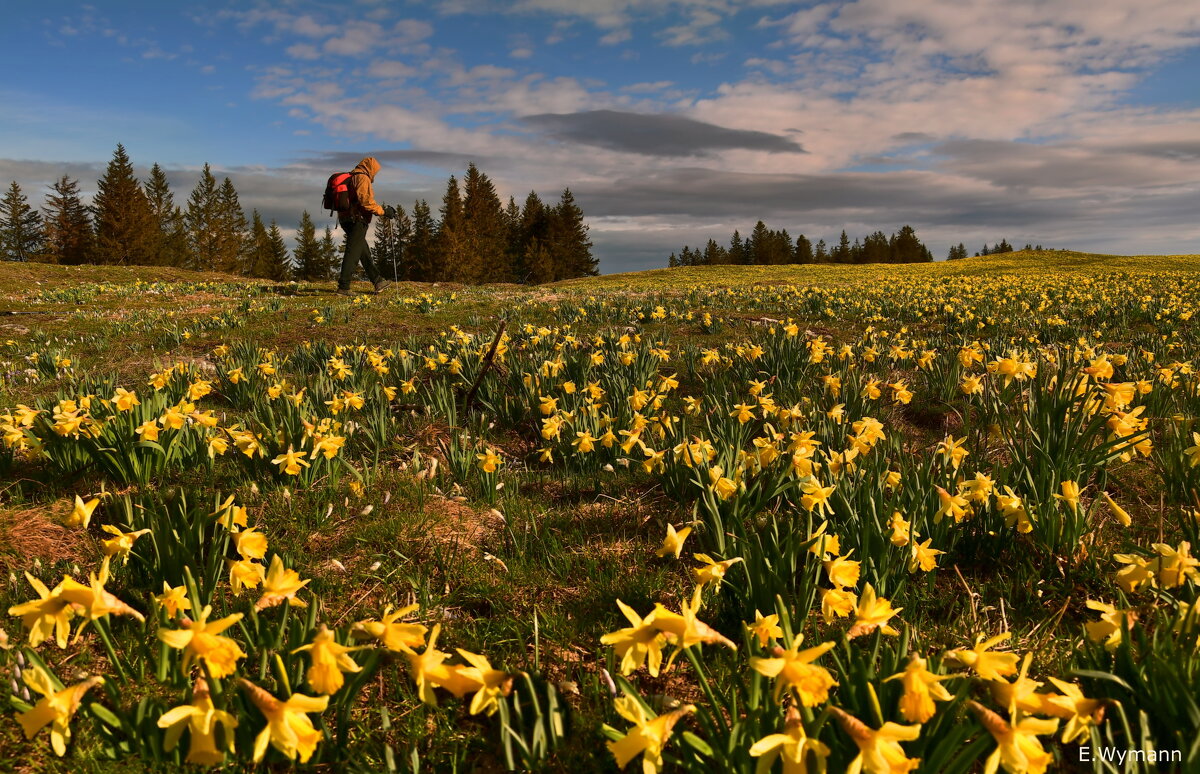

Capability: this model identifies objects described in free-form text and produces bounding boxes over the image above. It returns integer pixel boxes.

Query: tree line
[668,221,935,267]
[0,144,597,284]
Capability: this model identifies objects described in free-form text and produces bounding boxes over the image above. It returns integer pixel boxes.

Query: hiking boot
[373,279,393,294]
[335,288,353,296]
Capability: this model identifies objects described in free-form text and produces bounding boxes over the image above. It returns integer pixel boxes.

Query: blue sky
[2,0,1199,271]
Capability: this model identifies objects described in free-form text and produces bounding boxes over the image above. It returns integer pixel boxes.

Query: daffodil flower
[17,665,104,756]
[292,625,365,695]
[353,604,428,651]
[605,695,694,774]
[157,678,238,765]
[750,636,838,706]
[239,678,329,763]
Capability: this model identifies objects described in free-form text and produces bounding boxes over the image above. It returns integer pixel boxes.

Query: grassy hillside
[0,251,1198,771]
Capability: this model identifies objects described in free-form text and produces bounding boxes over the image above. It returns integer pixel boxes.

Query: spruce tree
[890,225,925,263]
[264,220,292,281]
[517,191,550,284]
[293,211,322,281]
[41,176,93,265]
[373,202,410,281]
[748,220,771,265]
[813,239,828,262]
[503,196,523,280]
[436,176,467,282]
[216,177,250,273]
[319,227,339,281]
[185,164,221,270]
[92,143,155,265]
[462,163,509,283]
[703,238,727,265]
[728,231,745,264]
[0,181,44,262]
[547,188,595,279]
[793,234,813,264]
[408,199,437,281]
[145,164,188,266]
[834,230,851,263]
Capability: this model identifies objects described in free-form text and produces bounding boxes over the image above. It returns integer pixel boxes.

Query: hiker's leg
[357,227,381,284]
[338,219,366,290]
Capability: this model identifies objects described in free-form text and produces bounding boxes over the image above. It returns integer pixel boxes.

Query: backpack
[322,172,358,215]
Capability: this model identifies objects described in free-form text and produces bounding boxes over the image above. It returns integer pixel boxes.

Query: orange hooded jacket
[348,157,385,221]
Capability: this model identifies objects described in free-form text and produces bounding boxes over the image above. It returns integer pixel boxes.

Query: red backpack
[322,172,358,214]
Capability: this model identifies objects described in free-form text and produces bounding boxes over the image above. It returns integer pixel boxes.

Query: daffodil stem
[683,646,727,734]
[93,618,129,684]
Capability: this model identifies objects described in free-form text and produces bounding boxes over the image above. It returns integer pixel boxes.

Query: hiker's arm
[353,174,385,215]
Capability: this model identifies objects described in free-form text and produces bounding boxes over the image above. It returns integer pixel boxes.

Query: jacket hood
[354,157,381,181]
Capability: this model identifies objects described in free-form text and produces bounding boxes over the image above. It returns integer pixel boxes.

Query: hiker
[337,156,395,295]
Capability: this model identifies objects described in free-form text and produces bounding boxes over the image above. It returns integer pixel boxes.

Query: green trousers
[338,218,380,290]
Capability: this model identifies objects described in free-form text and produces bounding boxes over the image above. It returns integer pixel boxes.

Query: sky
[2,0,1199,273]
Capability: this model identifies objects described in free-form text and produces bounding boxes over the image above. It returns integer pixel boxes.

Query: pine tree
[41,176,93,265]
[408,199,438,281]
[0,181,44,262]
[262,220,292,281]
[436,176,467,282]
[503,196,523,280]
[92,144,155,265]
[547,189,595,279]
[293,211,322,281]
[703,238,727,265]
[668,252,679,268]
[890,225,926,263]
[145,164,188,266]
[793,234,813,264]
[517,191,550,283]
[862,231,889,263]
[319,227,339,281]
[462,163,509,283]
[813,239,828,262]
[748,220,771,265]
[185,164,221,270]
[834,230,851,263]
[215,177,250,273]
[728,230,745,264]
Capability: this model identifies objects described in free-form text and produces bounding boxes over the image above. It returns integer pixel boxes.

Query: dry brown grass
[0,505,92,574]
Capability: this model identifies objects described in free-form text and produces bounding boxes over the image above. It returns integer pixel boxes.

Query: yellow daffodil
[8,574,74,648]
[945,632,1019,681]
[158,604,246,679]
[66,495,100,529]
[100,525,151,563]
[256,555,310,610]
[292,625,365,695]
[969,701,1057,774]
[605,695,694,774]
[157,678,238,765]
[448,649,513,716]
[750,636,838,706]
[655,523,692,559]
[239,678,328,763]
[352,604,428,651]
[17,665,104,757]
[885,655,956,723]
[749,705,830,774]
[829,705,921,774]
[693,553,743,589]
[749,610,783,648]
[848,584,902,638]
[156,583,192,617]
[271,447,310,476]
[601,600,668,677]
[1084,599,1137,650]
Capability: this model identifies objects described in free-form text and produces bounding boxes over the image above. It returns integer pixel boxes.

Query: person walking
[337,156,394,295]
